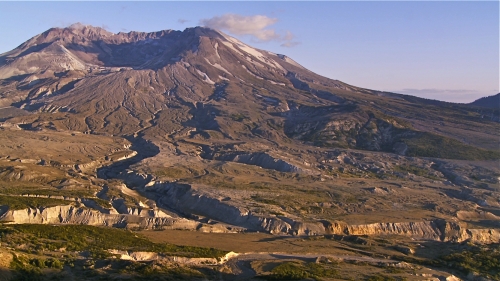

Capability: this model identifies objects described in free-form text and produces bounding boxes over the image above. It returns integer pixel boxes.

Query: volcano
[1,24,497,156]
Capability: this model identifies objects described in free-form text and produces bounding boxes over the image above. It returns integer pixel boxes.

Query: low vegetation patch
[251,195,280,206]
[153,166,187,178]
[392,165,441,180]
[438,244,500,280]
[9,253,212,281]
[230,113,247,122]
[0,195,72,210]
[0,182,95,198]
[260,261,339,280]
[394,244,500,280]
[88,197,112,209]
[152,165,204,179]
[118,260,207,280]
[366,274,399,281]
[401,132,500,160]
[0,224,228,259]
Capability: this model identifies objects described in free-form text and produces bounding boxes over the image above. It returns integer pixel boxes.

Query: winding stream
[96,136,159,182]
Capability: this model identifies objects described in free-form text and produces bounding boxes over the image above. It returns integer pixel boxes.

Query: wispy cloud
[200,14,299,47]
[281,41,301,47]
[178,18,189,24]
[280,31,300,47]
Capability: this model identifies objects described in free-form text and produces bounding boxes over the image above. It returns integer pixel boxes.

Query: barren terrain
[0,24,498,280]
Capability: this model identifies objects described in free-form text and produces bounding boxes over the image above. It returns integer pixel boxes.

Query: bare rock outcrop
[145,182,298,233]
[113,201,170,217]
[223,152,305,173]
[466,229,500,244]
[0,205,122,225]
[0,204,201,230]
[345,221,443,240]
[108,250,220,265]
[203,151,310,174]
[325,220,500,244]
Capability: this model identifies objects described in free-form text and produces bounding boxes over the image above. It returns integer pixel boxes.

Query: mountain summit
[1,24,308,77]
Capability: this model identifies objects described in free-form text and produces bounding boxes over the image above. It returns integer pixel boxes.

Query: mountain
[1,24,498,156]
[469,93,500,109]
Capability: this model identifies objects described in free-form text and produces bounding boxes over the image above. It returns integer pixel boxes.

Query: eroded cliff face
[467,229,500,244]
[0,204,200,230]
[0,205,121,225]
[1,200,497,244]
[344,221,444,240]
[141,182,500,243]
[152,182,291,232]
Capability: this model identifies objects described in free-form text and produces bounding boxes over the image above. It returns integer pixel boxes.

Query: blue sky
[0,1,498,103]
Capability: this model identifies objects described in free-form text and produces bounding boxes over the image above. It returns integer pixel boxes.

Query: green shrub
[267,262,309,280]
[44,258,63,269]
[262,261,339,280]
[439,245,500,279]
[29,258,45,269]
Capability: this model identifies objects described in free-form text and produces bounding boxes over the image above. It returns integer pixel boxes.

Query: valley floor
[0,126,498,280]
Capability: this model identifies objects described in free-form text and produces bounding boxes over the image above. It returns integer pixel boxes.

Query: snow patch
[220,33,286,72]
[242,65,263,80]
[214,42,220,59]
[269,80,286,86]
[204,58,232,76]
[218,75,229,81]
[267,59,286,72]
[244,56,265,68]
[276,54,305,69]
[195,69,215,85]
[220,40,245,57]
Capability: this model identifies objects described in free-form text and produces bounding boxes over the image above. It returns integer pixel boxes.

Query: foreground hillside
[0,24,499,280]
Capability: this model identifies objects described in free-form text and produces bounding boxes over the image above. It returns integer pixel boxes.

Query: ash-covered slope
[0,24,362,138]
[0,23,324,101]
[0,24,498,159]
